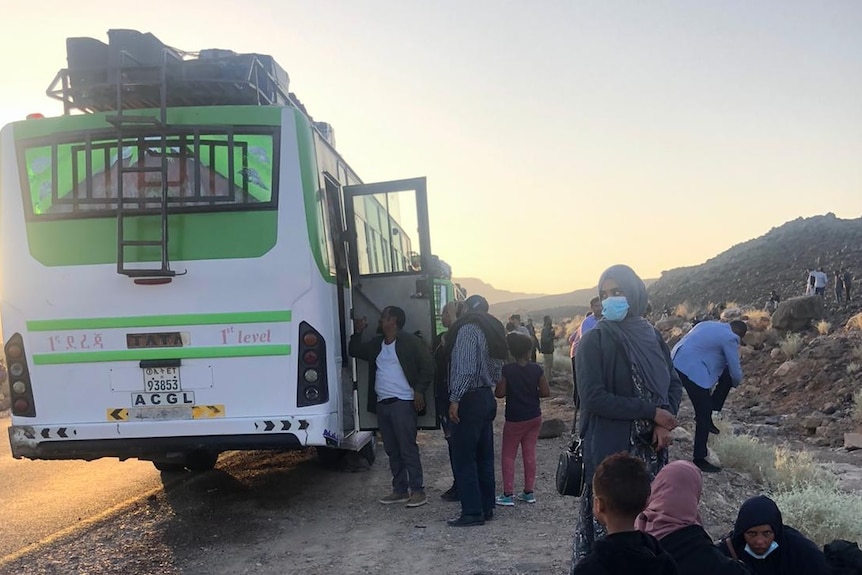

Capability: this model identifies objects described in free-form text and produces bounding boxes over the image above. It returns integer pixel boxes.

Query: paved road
[0,415,165,560]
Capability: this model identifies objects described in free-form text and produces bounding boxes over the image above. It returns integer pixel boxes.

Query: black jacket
[659,525,752,575]
[348,330,434,414]
[575,324,682,479]
[717,495,828,575]
[573,531,678,575]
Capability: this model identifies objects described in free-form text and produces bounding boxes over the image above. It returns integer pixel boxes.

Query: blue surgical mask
[602,296,629,322]
[744,541,779,559]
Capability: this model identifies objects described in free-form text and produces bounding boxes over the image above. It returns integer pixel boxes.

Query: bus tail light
[297,322,328,407]
[5,333,36,417]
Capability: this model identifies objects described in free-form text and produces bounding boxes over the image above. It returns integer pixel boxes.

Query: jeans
[450,387,496,517]
[678,370,712,460]
[501,415,542,494]
[377,399,423,493]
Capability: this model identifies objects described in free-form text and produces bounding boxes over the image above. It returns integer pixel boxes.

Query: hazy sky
[1,1,860,294]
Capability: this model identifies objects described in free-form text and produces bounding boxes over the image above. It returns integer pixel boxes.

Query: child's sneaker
[517,491,537,504]
[495,494,515,506]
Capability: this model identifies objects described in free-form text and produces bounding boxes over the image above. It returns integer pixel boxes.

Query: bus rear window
[21,128,278,216]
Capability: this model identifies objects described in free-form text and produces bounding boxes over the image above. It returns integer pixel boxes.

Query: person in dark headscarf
[569,264,683,573]
[637,461,752,575]
[717,495,828,575]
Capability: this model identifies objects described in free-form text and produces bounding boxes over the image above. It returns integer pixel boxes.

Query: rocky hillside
[648,213,862,312]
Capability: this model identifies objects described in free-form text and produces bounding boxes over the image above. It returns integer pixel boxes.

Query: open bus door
[343,177,438,431]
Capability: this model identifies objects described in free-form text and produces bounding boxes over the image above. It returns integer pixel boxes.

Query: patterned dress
[569,361,668,573]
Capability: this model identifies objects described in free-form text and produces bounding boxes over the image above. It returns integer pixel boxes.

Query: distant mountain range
[452,277,546,305]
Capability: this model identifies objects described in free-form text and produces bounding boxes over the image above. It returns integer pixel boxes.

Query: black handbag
[555,436,585,497]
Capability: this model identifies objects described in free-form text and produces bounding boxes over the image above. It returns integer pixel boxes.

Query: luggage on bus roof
[60,29,291,111]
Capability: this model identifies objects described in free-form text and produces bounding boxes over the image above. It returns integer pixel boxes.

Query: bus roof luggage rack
[48,29,291,114]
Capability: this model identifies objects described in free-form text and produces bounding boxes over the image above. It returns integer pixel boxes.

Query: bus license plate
[143,367,182,392]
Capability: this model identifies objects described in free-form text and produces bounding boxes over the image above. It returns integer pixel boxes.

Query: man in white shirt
[813,268,828,297]
[349,306,434,508]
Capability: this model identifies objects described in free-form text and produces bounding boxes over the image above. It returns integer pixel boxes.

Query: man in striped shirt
[445,294,508,527]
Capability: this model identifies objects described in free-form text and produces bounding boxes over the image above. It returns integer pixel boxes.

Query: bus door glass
[343,178,437,430]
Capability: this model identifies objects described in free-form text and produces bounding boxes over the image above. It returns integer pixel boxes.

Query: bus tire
[315,446,345,468]
[153,461,186,473]
[185,450,219,472]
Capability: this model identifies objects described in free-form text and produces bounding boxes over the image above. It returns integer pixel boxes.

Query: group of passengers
[348,261,833,573]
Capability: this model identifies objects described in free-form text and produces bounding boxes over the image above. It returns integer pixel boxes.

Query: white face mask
[744,541,779,559]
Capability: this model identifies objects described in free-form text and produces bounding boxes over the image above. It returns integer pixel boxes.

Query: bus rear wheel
[185,450,219,472]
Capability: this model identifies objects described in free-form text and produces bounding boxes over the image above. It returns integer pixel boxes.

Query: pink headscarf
[635,461,703,540]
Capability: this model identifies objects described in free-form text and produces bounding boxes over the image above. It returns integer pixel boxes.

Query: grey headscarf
[598,264,671,405]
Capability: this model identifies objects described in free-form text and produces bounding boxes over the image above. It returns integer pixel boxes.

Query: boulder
[721,307,744,321]
[539,418,567,439]
[770,296,824,332]
[845,433,862,451]
[770,348,782,359]
[655,316,684,331]
[773,360,796,377]
[671,426,693,441]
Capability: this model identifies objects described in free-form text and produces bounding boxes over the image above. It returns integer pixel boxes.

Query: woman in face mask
[570,264,684,573]
[717,495,828,575]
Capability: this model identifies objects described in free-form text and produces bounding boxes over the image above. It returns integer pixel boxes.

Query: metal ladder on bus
[106,51,176,277]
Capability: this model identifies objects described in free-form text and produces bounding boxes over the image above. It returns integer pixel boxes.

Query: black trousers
[677,369,713,460]
[711,367,733,412]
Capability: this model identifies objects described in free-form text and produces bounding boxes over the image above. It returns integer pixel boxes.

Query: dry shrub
[674,302,693,319]
[713,425,862,547]
[775,486,862,546]
[816,320,831,336]
[780,333,804,358]
[744,331,768,349]
[743,309,772,331]
[852,345,862,362]
[847,313,862,331]
[847,362,861,375]
[712,431,777,485]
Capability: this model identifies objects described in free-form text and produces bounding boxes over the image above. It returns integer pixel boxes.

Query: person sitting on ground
[636,461,752,575]
[494,332,550,507]
[716,495,828,575]
[573,453,678,575]
[765,291,780,314]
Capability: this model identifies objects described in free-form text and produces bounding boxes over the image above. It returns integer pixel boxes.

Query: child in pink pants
[494,333,551,506]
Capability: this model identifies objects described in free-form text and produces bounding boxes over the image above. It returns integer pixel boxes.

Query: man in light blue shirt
[672,320,747,473]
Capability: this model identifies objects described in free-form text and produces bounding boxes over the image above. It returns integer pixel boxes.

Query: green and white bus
[1,30,455,471]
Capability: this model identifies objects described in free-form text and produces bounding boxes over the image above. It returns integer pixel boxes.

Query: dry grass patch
[775,486,862,546]
[674,302,693,319]
[713,423,862,547]
[780,333,805,358]
[847,312,862,331]
[816,320,831,335]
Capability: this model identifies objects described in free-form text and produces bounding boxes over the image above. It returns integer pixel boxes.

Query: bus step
[119,268,177,278]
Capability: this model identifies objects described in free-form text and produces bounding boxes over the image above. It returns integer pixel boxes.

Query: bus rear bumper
[7,412,350,461]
